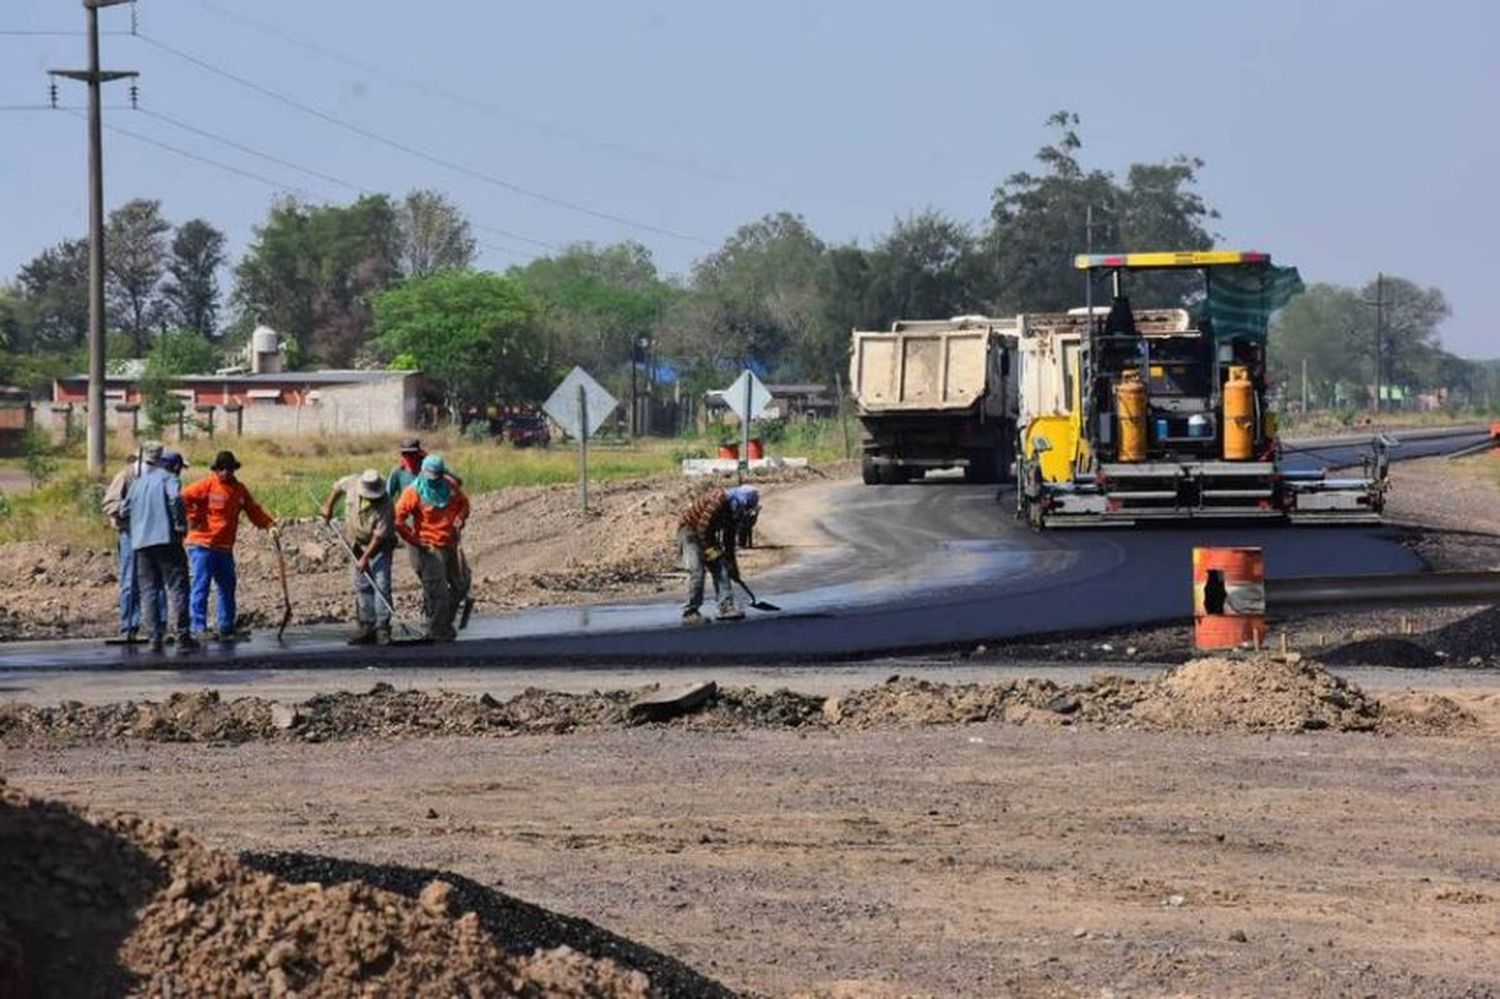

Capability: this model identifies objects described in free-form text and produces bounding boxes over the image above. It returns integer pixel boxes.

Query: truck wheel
[879,462,903,485]
[861,456,881,485]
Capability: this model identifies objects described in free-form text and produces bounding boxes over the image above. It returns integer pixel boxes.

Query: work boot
[148,633,164,654]
[122,627,139,644]
[347,624,378,646]
[716,607,746,622]
[681,609,707,627]
[176,633,201,653]
[375,626,392,646]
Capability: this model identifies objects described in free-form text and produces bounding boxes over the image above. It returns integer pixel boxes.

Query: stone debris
[0,657,1476,748]
[0,779,667,997]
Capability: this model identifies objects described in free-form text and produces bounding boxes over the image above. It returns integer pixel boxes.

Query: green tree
[1268,283,1365,408]
[511,241,671,386]
[161,219,227,338]
[396,189,476,277]
[105,198,172,356]
[868,210,987,323]
[671,212,827,377]
[16,238,89,352]
[140,330,222,433]
[372,271,542,413]
[985,112,1217,312]
[1363,276,1449,399]
[233,195,402,366]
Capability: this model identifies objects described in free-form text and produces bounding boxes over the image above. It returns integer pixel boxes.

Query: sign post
[722,369,772,483]
[544,366,617,513]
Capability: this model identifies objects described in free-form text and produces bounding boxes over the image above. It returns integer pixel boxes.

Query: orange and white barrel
[1192,546,1267,650]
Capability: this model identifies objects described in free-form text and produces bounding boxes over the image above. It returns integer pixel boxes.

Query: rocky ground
[4,656,1499,997]
[0,465,831,641]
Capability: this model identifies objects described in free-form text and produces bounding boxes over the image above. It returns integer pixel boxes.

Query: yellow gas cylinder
[1223,364,1255,461]
[1115,369,1147,463]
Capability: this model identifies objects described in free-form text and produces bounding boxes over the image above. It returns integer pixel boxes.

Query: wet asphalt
[0,427,1485,672]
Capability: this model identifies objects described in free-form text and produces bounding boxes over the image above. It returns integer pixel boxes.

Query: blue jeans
[354,548,393,628]
[188,546,237,635]
[118,530,164,633]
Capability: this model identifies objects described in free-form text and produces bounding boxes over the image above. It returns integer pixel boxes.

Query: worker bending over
[677,485,760,625]
[394,454,470,642]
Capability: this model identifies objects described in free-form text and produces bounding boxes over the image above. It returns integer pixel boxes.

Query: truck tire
[861,456,881,485]
[963,448,1003,485]
[878,462,903,485]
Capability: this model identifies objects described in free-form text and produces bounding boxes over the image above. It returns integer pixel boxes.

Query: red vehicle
[503,414,551,448]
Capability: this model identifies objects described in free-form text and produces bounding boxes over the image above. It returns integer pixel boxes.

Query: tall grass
[0,420,851,540]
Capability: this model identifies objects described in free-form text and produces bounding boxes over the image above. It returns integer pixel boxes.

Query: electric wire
[181,0,838,208]
[135,32,710,245]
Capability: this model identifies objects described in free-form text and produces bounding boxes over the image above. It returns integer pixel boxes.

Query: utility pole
[1366,272,1385,413]
[1301,357,1308,413]
[50,0,138,475]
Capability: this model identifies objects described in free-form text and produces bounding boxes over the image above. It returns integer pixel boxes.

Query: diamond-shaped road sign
[545,366,617,439]
[723,369,772,423]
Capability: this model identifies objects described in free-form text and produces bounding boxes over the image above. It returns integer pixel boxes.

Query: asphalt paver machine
[1016,251,1389,528]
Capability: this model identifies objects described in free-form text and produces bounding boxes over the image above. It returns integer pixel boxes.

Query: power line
[182,0,839,208]
[135,104,558,254]
[135,32,710,246]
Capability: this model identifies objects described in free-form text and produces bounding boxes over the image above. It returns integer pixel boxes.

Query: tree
[673,212,828,377]
[868,210,987,323]
[233,195,402,366]
[1364,276,1449,398]
[372,271,542,412]
[161,219,227,338]
[396,189,476,277]
[511,241,671,385]
[140,330,221,432]
[106,198,172,356]
[985,112,1217,312]
[16,238,89,352]
[1268,283,1364,407]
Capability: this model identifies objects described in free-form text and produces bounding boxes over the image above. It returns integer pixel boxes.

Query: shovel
[272,530,293,641]
[314,515,419,641]
[732,573,781,612]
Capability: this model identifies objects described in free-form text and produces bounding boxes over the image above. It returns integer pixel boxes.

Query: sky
[2,0,1497,355]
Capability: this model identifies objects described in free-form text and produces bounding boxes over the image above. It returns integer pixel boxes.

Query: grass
[1279,407,1494,436]
[0,418,857,544]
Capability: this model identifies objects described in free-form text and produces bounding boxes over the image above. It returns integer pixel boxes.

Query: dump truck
[1015,251,1389,527]
[850,316,1018,484]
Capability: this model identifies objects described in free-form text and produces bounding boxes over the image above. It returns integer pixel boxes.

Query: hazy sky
[3,0,1496,355]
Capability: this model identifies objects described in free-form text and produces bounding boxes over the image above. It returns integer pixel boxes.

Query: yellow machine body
[1223,364,1255,460]
[1115,369,1147,463]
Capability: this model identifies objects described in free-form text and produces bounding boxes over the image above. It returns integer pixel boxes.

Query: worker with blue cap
[676,484,760,624]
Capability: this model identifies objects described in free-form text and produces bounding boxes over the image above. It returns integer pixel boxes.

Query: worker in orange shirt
[181,450,279,640]
[393,453,470,642]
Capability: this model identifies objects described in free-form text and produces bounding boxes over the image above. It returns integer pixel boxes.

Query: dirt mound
[0,778,677,996]
[1320,637,1443,669]
[2,660,1475,746]
[1421,605,1500,663]
[1117,656,1382,732]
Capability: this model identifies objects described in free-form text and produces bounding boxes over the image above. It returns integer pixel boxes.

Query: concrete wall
[237,377,417,436]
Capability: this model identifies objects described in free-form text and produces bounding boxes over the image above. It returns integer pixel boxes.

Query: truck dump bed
[851,318,1016,413]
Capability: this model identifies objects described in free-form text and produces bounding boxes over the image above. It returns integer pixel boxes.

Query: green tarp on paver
[1206,264,1304,340]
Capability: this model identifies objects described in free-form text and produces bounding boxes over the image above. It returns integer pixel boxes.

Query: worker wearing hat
[676,484,760,624]
[387,437,464,613]
[120,442,195,653]
[321,468,397,645]
[180,449,279,640]
[393,453,471,642]
[102,440,165,642]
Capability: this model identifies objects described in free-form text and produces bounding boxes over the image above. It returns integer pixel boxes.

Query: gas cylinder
[1115,369,1147,463]
[1223,364,1255,461]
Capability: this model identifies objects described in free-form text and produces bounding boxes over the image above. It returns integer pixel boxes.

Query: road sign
[723,369,772,423]
[545,366,617,439]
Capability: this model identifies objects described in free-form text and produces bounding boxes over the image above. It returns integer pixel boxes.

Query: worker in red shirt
[181,450,279,639]
[394,453,470,642]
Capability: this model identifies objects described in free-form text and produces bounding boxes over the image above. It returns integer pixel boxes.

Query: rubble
[0,779,686,997]
[1,657,1476,747]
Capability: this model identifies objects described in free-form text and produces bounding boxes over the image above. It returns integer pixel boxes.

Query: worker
[321,468,397,645]
[181,450,279,641]
[677,484,760,624]
[393,453,470,642]
[102,441,164,642]
[121,445,196,654]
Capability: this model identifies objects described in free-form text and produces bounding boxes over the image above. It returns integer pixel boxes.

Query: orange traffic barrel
[747,438,765,460]
[718,442,739,460]
[1192,546,1267,650]
[1490,421,1500,441]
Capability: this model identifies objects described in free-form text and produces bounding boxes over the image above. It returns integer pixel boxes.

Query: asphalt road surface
[0,427,1485,671]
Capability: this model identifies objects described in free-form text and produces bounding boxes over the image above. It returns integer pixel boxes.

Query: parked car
[503,415,551,448]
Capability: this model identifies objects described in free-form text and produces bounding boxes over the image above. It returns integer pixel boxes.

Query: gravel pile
[0,779,671,997]
[4,659,1472,745]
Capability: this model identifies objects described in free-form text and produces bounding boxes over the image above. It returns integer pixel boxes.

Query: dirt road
[7,668,1499,997]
